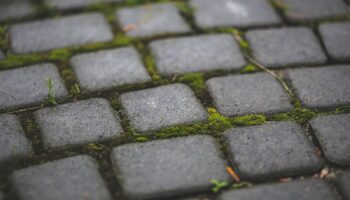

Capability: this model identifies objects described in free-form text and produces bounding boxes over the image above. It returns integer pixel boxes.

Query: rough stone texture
[111,135,230,200]
[191,0,281,29]
[338,170,350,200]
[222,122,323,181]
[0,51,4,61]
[71,47,151,92]
[310,114,350,166]
[206,73,293,117]
[46,0,119,10]
[280,0,349,22]
[219,179,337,200]
[150,34,246,76]
[285,65,350,109]
[0,114,33,163]
[0,0,35,21]
[319,22,350,61]
[9,13,113,54]
[11,155,112,200]
[247,27,327,68]
[34,98,123,149]
[0,64,68,110]
[116,3,190,38]
[120,84,208,133]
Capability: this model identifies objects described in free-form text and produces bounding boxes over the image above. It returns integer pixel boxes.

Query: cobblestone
[111,135,230,199]
[71,47,151,92]
[222,122,323,181]
[34,98,123,149]
[338,170,350,200]
[46,0,120,10]
[150,34,246,76]
[0,0,35,21]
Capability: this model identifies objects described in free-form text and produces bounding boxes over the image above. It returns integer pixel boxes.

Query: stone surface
[9,13,113,54]
[191,0,281,29]
[0,114,33,163]
[46,0,119,9]
[310,114,350,166]
[0,192,3,200]
[150,34,246,76]
[11,155,112,200]
[247,27,327,68]
[338,170,350,200]
[0,64,68,110]
[206,73,293,117]
[222,121,323,181]
[319,22,350,61]
[285,65,350,109]
[280,0,349,22]
[0,51,4,60]
[219,179,336,200]
[116,3,190,38]
[111,135,230,200]
[120,84,208,133]
[71,47,151,92]
[34,98,123,149]
[0,0,35,21]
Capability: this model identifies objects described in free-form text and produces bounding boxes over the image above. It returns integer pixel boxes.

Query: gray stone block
[285,65,350,109]
[206,73,293,117]
[319,22,350,61]
[111,135,230,200]
[310,114,350,166]
[46,0,120,10]
[0,114,33,163]
[150,34,246,76]
[11,155,112,200]
[0,0,35,21]
[219,178,337,200]
[71,47,151,93]
[34,98,123,149]
[247,27,327,68]
[338,170,350,200]
[120,83,208,133]
[116,3,190,38]
[222,121,323,181]
[0,63,68,110]
[191,0,281,29]
[9,13,113,54]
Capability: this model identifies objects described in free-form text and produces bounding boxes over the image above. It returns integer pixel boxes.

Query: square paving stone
[71,47,151,93]
[319,22,350,61]
[338,170,350,200]
[190,0,281,29]
[280,0,349,22]
[285,65,350,109]
[150,34,246,76]
[116,3,191,38]
[111,135,230,200]
[246,27,327,68]
[10,155,112,200]
[120,83,208,133]
[222,121,323,181]
[0,63,68,110]
[9,13,113,54]
[310,114,350,166]
[46,0,119,10]
[218,178,337,200]
[0,114,33,163]
[34,98,123,149]
[0,0,35,21]
[206,73,293,117]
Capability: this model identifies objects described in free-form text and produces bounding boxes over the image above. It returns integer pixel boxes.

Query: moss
[207,107,233,131]
[0,54,45,70]
[133,136,149,142]
[178,73,206,96]
[270,107,317,124]
[269,0,289,11]
[49,49,72,61]
[85,143,110,153]
[0,26,8,48]
[175,2,195,14]
[240,64,258,74]
[231,115,266,126]
[220,28,250,53]
[112,34,134,46]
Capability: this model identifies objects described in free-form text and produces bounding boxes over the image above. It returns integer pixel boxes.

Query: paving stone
[338,170,350,200]
[0,0,35,21]
[280,0,349,22]
[46,0,119,10]
[111,135,230,199]
[222,121,323,181]
[120,84,208,133]
[9,13,113,54]
[206,73,293,117]
[285,65,350,109]
[116,3,190,38]
[150,34,246,76]
[34,98,123,149]
[0,64,68,110]
[247,27,327,68]
[71,47,151,93]
[190,0,281,29]
[0,114,33,163]
[319,22,350,61]
[0,51,4,61]
[310,114,350,166]
[11,155,112,200]
[218,178,337,200]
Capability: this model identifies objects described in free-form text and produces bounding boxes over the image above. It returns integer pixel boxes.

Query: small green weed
[45,77,57,105]
[211,179,228,193]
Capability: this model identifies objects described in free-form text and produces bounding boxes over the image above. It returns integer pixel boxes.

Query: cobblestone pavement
[0,0,350,200]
